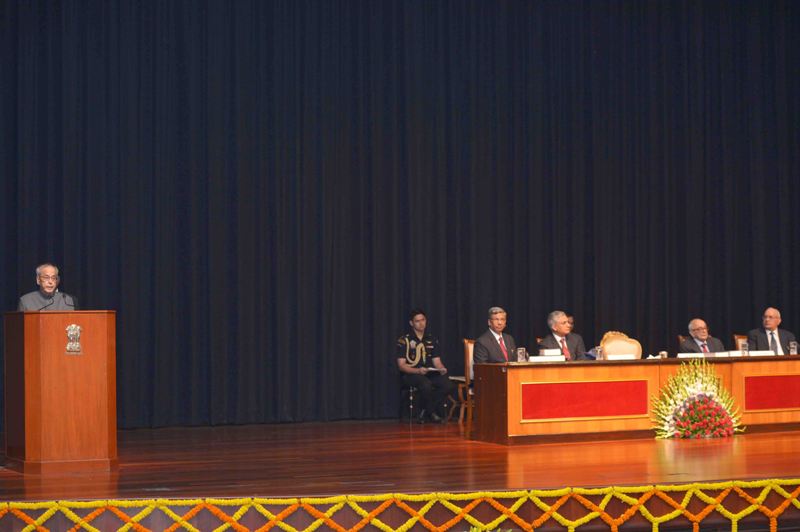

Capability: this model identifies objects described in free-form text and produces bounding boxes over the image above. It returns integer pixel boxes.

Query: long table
[473,356,800,444]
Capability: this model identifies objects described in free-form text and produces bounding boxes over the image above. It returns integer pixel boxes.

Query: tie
[770,332,779,354]
[560,338,571,360]
[498,336,508,361]
[701,343,709,353]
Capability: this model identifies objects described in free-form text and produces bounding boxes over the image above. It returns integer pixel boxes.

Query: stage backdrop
[1,0,799,429]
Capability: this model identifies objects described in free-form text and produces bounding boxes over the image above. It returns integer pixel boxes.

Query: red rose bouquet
[652,360,742,439]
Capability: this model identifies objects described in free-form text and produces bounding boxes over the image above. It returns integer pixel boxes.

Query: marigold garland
[3,481,800,532]
[651,359,743,438]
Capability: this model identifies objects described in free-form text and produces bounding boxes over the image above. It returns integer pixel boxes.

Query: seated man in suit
[539,310,587,360]
[747,307,797,355]
[18,263,78,311]
[679,318,725,353]
[473,306,517,363]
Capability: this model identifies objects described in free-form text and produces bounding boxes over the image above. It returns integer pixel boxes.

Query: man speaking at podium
[18,263,78,311]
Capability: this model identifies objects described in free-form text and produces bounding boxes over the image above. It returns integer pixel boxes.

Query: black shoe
[430,412,445,424]
[416,410,427,424]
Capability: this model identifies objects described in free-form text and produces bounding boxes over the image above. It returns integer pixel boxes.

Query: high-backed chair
[447,369,464,422]
[534,337,543,354]
[599,331,642,358]
[446,341,466,421]
[449,339,475,427]
[732,334,748,351]
[677,334,688,351]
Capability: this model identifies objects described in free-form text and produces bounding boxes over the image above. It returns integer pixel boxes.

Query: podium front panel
[3,310,117,473]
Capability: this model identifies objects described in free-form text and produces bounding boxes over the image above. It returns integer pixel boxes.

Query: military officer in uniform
[396,308,454,423]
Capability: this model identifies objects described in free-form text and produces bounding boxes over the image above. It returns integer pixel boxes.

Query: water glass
[789,341,798,355]
[741,341,749,356]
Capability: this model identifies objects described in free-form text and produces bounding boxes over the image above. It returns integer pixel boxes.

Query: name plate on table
[528,354,566,363]
[749,350,777,357]
[677,352,732,358]
[605,353,639,361]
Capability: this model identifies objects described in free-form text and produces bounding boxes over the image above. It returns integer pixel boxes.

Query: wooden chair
[448,339,475,428]
[732,334,748,351]
[398,383,419,424]
[599,331,642,358]
[677,334,687,351]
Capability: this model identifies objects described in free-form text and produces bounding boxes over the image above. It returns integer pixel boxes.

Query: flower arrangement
[651,359,743,439]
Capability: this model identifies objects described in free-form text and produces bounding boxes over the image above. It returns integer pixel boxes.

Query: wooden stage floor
[3,420,800,502]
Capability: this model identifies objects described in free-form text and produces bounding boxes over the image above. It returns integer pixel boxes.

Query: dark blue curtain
[2,0,799,428]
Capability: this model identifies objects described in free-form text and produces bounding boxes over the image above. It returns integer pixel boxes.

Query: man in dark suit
[747,307,797,355]
[538,310,587,360]
[679,318,725,353]
[473,306,517,363]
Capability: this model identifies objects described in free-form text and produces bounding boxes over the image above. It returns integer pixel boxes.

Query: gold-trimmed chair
[599,331,642,358]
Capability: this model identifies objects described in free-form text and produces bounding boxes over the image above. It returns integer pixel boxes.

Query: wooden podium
[3,311,117,474]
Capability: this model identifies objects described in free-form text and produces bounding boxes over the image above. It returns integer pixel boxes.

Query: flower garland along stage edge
[5,482,800,532]
[651,359,744,439]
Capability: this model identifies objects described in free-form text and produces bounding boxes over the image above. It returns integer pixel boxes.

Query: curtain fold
[2,0,799,428]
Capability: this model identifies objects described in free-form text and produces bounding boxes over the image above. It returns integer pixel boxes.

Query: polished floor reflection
[2,421,800,501]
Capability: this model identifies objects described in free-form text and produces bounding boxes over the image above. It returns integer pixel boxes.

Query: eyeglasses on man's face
[39,275,59,282]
